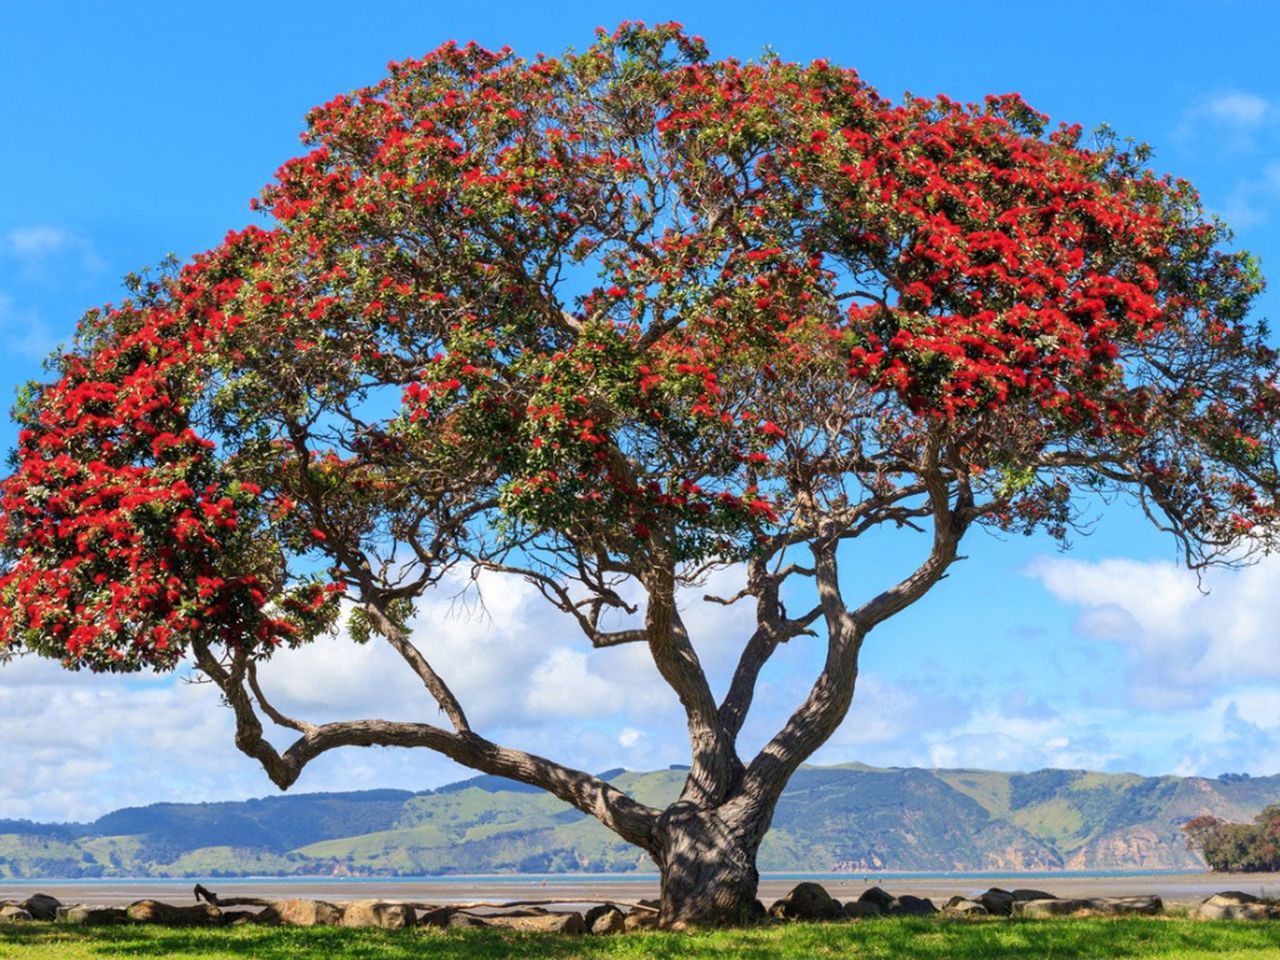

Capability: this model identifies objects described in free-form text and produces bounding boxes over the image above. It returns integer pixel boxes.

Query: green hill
[0,765,1275,878]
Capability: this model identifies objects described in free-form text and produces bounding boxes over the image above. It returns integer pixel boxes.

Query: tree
[1,23,1278,926]
[1184,807,1280,872]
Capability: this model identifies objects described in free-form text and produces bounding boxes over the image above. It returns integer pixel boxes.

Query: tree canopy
[1184,806,1280,872]
[2,23,1277,924]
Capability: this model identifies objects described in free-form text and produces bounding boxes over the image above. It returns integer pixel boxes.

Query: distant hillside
[1,765,1276,878]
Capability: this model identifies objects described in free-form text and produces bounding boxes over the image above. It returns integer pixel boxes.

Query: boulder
[1196,892,1279,921]
[417,906,489,928]
[1010,888,1057,902]
[1087,896,1162,916]
[416,906,454,928]
[858,886,896,910]
[340,899,415,930]
[20,894,61,921]
[1013,898,1093,918]
[843,900,882,919]
[223,911,266,926]
[125,900,223,926]
[0,905,32,923]
[942,897,988,917]
[623,909,659,932]
[485,911,586,934]
[448,913,489,929]
[769,881,844,921]
[586,906,625,935]
[56,905,128,925]
[259,898,342,927]
[886,895,938,917]
[976,888,1015,916]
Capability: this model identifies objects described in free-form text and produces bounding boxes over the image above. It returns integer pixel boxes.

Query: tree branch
[736,431,969,820]
[192,639,661,852]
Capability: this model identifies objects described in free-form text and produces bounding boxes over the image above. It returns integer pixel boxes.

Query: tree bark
[654,801,765,928]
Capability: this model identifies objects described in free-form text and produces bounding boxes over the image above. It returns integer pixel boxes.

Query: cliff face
[1,766,1276,878]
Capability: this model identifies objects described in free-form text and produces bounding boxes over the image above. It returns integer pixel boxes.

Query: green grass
[2,918,1280,959]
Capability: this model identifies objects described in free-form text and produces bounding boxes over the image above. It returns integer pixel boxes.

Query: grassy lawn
[1,918,1279,959]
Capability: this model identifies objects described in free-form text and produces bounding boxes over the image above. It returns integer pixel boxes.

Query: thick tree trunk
[655,801,764,928]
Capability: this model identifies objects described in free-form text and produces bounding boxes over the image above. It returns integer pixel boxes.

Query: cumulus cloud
[903,691,1280,779]
[0,657,248,821]
[2,225,103,280]
[0,563,765,821]
[13,545,1280,823]
[1195,91,1272,129]
[6,226,77,259]
[0,291,62,360]
[0,224,108,360]
[1172,90,1280,227]
[1175,90,1275,147]
[1028,554,1280,708]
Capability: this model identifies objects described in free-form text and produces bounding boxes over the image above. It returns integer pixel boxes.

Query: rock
[843,900,882,919]
[977,889,1015,916]
[340,899,415,930]
[1087,896,1162,916]
[1196,892,1279,921]
[0,905,32,923]
[623,909,659,932]
[447,912,489,928]
[1013,898,1093,918]
[417,906,490,929]
[586,906,625,935]
[886,895,938,917]
[20,894,61,921]
[223,911,265,926]
[769,881,845,921]
[1205,891,1261,906]
[125,900,223,926]
[858,886,896,910]
[416,906,453,928]
[55,905,128,925]
[1010,888,1057,902]
[485,911,586,934]
[942,897,988,917]
[259,899,342,927]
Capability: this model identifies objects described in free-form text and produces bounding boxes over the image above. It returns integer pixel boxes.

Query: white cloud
[7,545,1280,822]
[618,727,645,748]
[1200,91,1272,128]
[0,657,248,821]
[2,225,103,282]
[6,226,76,259]
[0,291,62,360]
[525,648,624,718]
[1176,90,1275,146]
[0,565,737,821]
[906,690,1280,779]
[1219,160,1280,228]
[1027,554,1280,708]
[1172,90,1280,227]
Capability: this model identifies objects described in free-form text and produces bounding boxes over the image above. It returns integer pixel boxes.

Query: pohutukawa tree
[2,23,1278,925]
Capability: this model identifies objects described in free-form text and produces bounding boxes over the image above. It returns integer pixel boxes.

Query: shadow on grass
[0,917,1278,959]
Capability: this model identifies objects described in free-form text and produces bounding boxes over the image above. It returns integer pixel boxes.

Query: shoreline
[3,872,1278,908]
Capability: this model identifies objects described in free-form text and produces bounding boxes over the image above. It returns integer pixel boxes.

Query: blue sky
[3,1,1280,822]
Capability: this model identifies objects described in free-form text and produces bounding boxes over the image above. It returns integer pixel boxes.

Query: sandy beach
[3,872,1277,909]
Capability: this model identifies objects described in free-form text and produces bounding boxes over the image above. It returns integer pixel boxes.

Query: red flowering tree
[2,24,1278,925]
